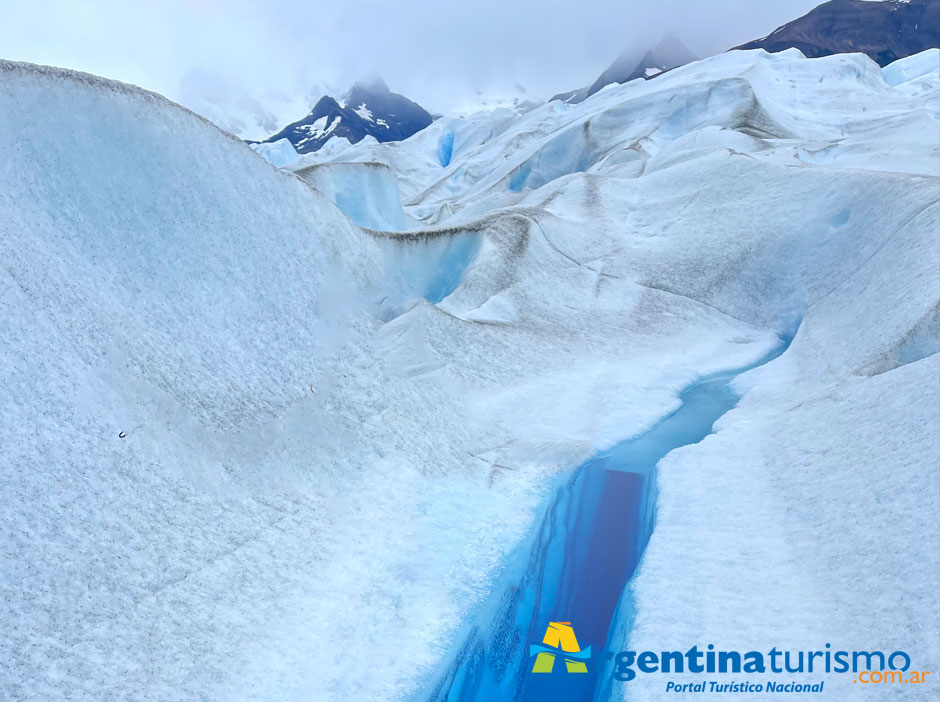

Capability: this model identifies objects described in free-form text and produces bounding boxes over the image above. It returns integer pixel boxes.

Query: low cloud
[0,0,824,120]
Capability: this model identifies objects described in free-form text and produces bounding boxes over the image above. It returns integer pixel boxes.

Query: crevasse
[419,325,798,702]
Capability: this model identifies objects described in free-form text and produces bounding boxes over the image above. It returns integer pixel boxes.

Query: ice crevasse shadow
[418,323,799,702]
[371,230,482,320]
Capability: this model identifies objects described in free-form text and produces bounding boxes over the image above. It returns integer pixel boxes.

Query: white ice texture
[249,137,300,168]
[1,47,938,701]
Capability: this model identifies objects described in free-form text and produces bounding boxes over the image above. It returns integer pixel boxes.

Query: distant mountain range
[551,0,938,106]
[256,77,433,154]
[249,0,939,152]
[734,0,940,66]
[552,35,697,104]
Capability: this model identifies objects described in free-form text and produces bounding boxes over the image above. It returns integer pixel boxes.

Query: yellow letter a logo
[530,622,590,673]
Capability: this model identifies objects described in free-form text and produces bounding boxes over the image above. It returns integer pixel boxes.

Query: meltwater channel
[419,330,796,702]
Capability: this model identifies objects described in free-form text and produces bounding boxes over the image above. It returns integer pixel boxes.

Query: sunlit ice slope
[1,47,938,702]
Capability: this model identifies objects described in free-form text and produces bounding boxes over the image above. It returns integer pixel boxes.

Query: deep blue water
[417,331,796,702]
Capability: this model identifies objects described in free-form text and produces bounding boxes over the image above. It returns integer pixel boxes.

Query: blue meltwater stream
[418,330,796,702]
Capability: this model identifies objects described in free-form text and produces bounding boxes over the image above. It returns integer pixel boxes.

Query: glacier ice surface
[1,48,938,702]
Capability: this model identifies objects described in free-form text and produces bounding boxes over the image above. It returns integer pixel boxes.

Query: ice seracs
[249,137,299,168]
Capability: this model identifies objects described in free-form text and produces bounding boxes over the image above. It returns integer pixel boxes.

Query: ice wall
[295,161,414,231]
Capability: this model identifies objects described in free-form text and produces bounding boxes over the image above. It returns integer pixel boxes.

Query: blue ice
[418,329,798,702]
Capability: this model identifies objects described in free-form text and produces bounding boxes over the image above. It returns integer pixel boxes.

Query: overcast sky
[1,0,826,118]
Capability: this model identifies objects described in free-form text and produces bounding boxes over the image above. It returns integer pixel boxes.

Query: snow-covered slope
[2,47,938,702]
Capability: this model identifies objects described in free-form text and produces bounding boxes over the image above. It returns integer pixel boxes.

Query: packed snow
[1,45,938,702]
[294,114,342,150]
[354,103,374,121]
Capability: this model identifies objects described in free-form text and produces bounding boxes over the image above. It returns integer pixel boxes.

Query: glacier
[0,46,938,702]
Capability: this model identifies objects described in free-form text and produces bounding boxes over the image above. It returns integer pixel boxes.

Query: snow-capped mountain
[257,77,433,154]
[734,0,940,66]
[552,34,697,104]
[586,34,698,97]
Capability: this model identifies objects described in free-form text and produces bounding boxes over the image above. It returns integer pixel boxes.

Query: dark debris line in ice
[417,324,799,702]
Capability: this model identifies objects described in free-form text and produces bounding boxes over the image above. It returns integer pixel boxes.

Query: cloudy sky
[0,0,825,133]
